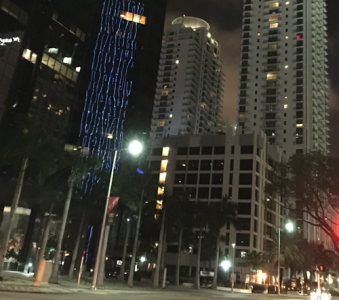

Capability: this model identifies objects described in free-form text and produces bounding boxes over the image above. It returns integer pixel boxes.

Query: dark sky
[166,0,339,156]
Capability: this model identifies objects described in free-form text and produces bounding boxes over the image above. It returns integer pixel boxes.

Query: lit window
[285,36,289,39]
[22,49,37,63]
[296,124,303,127]
[31,53,37,64]
[207,32,211,38]
[270,23,278,28]
[120,11,146,25]
[157,187,164,196]
[175,60,179,64]
[156,200,163,210]
[297,35,301,40]
[257,33,260,36]
[284,104,288,109]
[269,16,279,22]
[161,89,169,95]
[157,121,165,127]
[285,65,288,69]
[107,133,113,139]
[169,114,173,118]
[48,48,58,54]
[267,73,277,80]
[160,160,168,172]
[63,57,72,64]
[238,113,245,120]
[286,1,290,4]
[159,173,167,184]
[162,147,170,156]
[269,2,279,8]
[268,44,277,50]
[76,67,81,72]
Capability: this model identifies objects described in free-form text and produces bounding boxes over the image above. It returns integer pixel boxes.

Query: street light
[220,260,231,271]
[91,140,143,290]
[140,256,146,263]
[231,243,236,293]
[277,220,294,295]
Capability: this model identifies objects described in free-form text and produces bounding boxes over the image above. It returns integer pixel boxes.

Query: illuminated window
[22,49,34,62]
[238,113,245,120]
[284,104,288,109]
[63,57,72,64]
[297,35,301,40]
[120,11,146,25]
[162,147,170,156]
[159,173,167,184]
[156,200,163,210]
[270,23,278,28]
[48,48,58,54]
[161,89,169,95]
[257,33,260,36]
[285,36,288,39]
[286,1,290,4]
[285,65,288,69]
[268,44,277,50]
[266,73,277,80]
[160,160,168,172]
[269,2,279,8]
[169,114,173,118]
[175,60,179,64]
[157,121,165,127]
[76,67,81,72]
[296,124,303,127]
[269,16,279,22]
[157,187,164,196]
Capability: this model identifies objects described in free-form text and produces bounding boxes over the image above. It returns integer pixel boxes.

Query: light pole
[91,140,143,290]
[231,243,236,292]
[277,220,294,295]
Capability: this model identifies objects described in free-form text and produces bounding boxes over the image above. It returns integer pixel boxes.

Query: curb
[0,285,78,294]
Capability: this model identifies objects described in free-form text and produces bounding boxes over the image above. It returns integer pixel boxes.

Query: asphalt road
[0,289,308,300]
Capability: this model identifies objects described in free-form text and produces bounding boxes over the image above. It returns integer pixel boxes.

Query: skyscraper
[150,16,225,139]
[237,0,329,158]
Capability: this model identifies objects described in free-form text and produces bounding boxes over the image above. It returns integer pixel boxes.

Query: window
[254,220,258,232]
[202,147,212,155]
[238,188,252,200]
[187,174,198,184]
[189,147,200,155]
[200,160,211,171]
[199,174,210,185]
[211,188,222,199]
[239,174,252,185]
[239,218,251,231]
[119,11,146,24]
[230,160,234,171]
[149,160,161,171]
[22,49,37,64]
[157,121,165,126]
[152,148,162,156]
[174,174,185,184]
[236,234,250,247]
[188,160,199,170]
[238,203,251,215]
[267,73,277,80]
[214,146,225,154]
[240,159,253,171]
[198,188,209,199]
[270,23,278,28]
[175,160,187,171]
[213,160,224,171]
[177,147,188,155]
[240,146,253,154]
[212,174,223,185]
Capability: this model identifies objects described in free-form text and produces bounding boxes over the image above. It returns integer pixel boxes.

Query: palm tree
[0,115,63,274]
[49,154,102,284]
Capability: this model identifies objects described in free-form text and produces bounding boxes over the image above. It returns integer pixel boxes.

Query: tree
[49,154,102,284]
[270,152,339,255]
[244,251,269,272]
[0,115,63,274]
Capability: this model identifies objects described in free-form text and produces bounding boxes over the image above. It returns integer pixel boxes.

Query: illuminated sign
[0,37,21,46]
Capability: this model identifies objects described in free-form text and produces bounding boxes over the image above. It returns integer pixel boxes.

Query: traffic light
[317,265,325,272]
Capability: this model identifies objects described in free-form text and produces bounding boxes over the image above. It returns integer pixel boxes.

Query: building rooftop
[172,16,210,31]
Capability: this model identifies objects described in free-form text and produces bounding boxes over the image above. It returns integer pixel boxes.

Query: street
[0,289,310,300]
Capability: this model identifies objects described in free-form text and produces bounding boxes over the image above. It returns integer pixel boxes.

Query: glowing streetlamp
[140,256,146,263]
[220,260,231,271]
[91,140,143,290]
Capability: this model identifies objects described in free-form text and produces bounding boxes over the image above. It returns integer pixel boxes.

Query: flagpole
[91,150,118,289]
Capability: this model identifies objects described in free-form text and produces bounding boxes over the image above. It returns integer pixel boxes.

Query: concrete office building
[150,16,225,139]
[237,0,329,158]
[148,130,283,283]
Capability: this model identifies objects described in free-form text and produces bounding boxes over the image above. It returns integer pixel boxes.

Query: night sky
[166,0,339,156]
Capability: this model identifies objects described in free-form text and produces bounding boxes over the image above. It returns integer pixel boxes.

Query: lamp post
[277,220,294,295]
[91,140,143,290]
[231,243,236,292]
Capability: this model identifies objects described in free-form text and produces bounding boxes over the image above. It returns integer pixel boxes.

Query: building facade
[0,0,91,145]
[237,0,329,158]
[150,16,225,139]
[148,130,283,283]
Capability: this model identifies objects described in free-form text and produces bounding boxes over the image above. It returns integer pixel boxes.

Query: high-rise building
[237,0,329,158]
[150,16,225,139]
[0,0,93,145]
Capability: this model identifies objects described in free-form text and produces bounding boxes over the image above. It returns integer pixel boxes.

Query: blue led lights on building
[80,0,144,176]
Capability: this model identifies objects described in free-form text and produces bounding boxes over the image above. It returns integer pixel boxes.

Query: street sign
[107,197,119,215]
